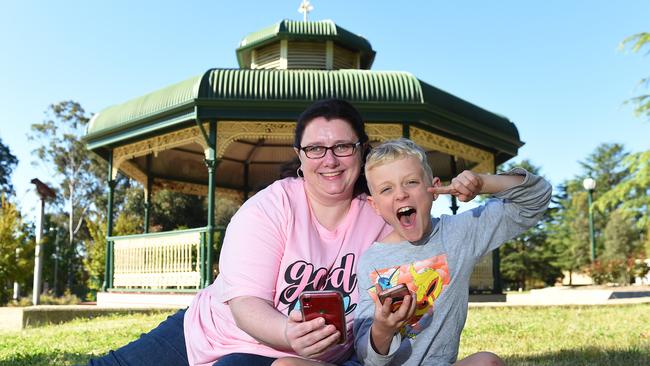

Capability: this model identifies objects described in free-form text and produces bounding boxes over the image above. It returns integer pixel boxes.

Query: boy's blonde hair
[365,138,434,189]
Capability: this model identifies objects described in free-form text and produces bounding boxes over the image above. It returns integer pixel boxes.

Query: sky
[1,0,649,221]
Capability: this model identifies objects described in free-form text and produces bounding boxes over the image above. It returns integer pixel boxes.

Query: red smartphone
[378,284,410,312]
[299,290,347,344]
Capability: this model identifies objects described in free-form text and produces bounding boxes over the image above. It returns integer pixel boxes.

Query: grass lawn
[0,304,648,365]
[0,311,174,366]
[460,304,650,365]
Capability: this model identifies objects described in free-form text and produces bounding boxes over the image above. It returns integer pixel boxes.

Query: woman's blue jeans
[87,309,189,366]
[87,309,277,366]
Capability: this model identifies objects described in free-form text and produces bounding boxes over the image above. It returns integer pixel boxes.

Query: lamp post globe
[582,177,596,191]
[582,177,596,263]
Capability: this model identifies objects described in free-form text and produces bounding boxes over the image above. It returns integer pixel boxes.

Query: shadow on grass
[3,347,649,366]
[503,347,650,366]
[0,351,90,366]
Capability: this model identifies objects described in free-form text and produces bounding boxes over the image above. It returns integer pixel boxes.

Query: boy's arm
[354,259,404,366]
[429,170,524,201]
[369,324,395,356]
[479,173,525,195]
[369,292,415,355]
[432,168,552,259]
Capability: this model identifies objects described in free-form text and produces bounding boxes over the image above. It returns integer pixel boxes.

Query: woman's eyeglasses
[298,142,361,159]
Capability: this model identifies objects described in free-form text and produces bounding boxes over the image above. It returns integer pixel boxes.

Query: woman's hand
[285,310,341,359]
[369,292,416,355]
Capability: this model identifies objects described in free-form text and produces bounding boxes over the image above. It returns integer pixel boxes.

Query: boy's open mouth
[396,206,417,227]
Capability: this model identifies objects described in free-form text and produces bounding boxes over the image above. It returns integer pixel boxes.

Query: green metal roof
[86,68,522,164]
[236,19,376,69]
[200,69,422,102]
[87,75,202,140]
[87,69,422,139]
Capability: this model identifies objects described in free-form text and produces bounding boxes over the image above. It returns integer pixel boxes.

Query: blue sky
[1,1,649,220]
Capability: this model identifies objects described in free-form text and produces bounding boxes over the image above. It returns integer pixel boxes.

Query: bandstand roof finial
[298,0,314,22]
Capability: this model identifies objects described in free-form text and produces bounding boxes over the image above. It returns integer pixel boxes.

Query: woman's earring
[297,167,304,178]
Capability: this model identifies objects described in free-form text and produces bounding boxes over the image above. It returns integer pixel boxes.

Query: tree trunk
[68,180,75,293]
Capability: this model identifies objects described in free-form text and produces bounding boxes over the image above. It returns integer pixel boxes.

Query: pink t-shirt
[184,178,390,366]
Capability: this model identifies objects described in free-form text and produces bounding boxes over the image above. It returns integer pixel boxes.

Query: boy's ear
[367,196,381,215]
[431,177,442,201]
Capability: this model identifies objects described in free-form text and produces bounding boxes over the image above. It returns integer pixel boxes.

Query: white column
[280,40,288,69]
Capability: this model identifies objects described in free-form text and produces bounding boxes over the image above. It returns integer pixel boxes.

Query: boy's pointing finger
[428,186,454,195]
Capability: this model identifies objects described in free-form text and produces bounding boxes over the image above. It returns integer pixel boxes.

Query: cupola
[236,19,376,70]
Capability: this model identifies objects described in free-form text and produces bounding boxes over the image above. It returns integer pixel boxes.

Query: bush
[630,257,650,281]
[587,257,648,285]
[587,260,614,285]
[8,290,81,307]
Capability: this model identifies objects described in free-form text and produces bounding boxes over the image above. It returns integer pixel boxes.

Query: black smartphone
[299,290,347,344]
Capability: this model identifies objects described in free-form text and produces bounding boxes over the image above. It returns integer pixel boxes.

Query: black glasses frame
[297,141,361,159]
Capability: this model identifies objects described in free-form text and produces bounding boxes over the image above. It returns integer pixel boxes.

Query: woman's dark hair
[280,99,371,197]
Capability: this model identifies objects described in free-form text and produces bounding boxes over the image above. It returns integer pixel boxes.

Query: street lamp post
[582,177,596,262]
[30,178,56,305]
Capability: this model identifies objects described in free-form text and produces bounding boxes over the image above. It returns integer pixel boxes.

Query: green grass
[0,304,648,365]
[460,304,650,365]
[0,311,174,366]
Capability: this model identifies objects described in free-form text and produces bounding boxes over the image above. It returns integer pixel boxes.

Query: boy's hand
[369,291,416,355]
[428,170,483,202]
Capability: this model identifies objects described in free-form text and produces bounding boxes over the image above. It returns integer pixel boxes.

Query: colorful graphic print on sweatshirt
[367,254,450,338]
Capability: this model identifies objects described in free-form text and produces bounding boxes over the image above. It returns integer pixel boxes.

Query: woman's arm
[229,296,292,350]
[229,296,341,358]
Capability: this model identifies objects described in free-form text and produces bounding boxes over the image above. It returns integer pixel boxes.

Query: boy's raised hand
[428,170,484,202]
[369,290,417,355]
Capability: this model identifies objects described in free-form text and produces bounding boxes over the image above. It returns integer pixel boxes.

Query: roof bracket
[195,116,215,150]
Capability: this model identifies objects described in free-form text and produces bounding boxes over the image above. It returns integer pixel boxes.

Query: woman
[89,99,390,366]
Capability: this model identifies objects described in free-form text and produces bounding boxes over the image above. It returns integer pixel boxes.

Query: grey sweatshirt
[353,169,552,366]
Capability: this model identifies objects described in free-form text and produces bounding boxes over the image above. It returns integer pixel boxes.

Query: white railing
[111,229,202,289]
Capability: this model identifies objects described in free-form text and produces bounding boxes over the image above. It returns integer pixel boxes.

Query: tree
[621,32,650,120]
[84,213,106,298]
[547,185,591,279]
[546,187,588,285]
[29,101,107,297]
[583,32,650,283]
[602,209,642,283]
[152,190,206,231]
[113,186,206,233]
[579,143,629,191]
[0,196,33,305]
[0,138,18,195]
[544,143,631,284]
[41,212,84,297]
[497,160,561,289]
[596,34,650,253]
[594,150,650,233]
[578,143,630,256]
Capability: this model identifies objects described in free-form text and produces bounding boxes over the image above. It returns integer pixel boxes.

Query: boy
[354,138,552,366]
